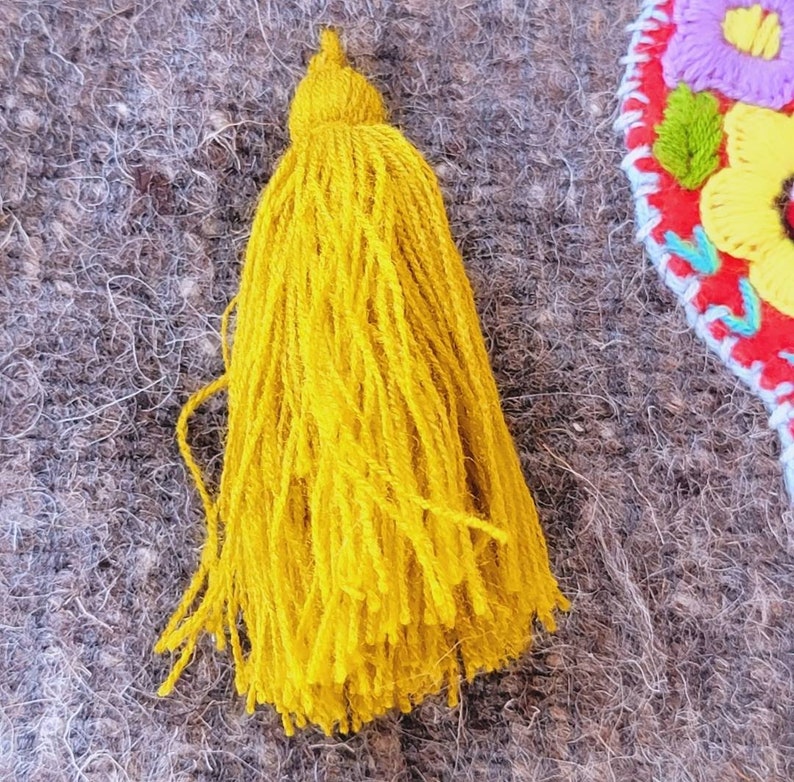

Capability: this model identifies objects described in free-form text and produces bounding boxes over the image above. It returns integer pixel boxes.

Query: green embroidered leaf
[653,83,723,190]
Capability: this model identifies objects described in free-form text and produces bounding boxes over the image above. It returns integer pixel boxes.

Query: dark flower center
[777,176,794,241]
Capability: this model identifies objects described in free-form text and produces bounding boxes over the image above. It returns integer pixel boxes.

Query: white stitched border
[615,0,794,499]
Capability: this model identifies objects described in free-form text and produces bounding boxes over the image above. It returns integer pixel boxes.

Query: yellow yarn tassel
[155,29,569,736]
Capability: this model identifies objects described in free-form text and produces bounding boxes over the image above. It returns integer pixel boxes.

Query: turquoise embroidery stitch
[664,226,720,275]
[712,278,762,337]
[779,351,794,365]
[665,229,758,336]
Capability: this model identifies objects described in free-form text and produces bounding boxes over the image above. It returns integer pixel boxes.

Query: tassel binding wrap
[155,29,569,736]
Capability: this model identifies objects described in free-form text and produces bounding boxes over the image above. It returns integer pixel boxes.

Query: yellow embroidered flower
[701,103,794,317]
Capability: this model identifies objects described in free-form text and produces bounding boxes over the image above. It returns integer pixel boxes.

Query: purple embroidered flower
[663,0,794,110]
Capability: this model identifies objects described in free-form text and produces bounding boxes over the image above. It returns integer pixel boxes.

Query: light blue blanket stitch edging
[614,0,794,499]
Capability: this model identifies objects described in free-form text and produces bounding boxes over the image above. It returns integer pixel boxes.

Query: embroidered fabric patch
[617,0,794,497]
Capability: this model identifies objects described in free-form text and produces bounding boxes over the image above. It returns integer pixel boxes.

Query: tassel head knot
[288,30,387,141]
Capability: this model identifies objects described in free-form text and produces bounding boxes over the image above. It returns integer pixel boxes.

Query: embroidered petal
[701,103,794,316]
[663,0,794,110]
[749,239,794,315]
[653,84,723,189]
[723,102,794,176]
[702,168,781,257]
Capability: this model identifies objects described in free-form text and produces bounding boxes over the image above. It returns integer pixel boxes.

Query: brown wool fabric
[1,1,791,779]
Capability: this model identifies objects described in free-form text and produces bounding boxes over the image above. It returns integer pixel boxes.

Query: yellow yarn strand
[155,29,569,736]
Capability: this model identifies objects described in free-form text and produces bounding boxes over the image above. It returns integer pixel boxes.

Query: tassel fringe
[155,29,568,736]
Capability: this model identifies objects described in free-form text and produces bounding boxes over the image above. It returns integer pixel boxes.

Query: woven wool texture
[1,1,792,780]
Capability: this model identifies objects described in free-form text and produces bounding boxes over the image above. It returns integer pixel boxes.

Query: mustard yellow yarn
[155,29,568,736]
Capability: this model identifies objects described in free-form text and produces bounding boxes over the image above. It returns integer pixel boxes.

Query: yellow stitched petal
[722,6,781,60]
[724,103,794,177]
[702,168,783,261]
[749,240,794,316]
[701,102,794,318]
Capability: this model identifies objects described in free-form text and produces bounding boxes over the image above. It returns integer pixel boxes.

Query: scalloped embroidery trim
[616,0,794,498]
